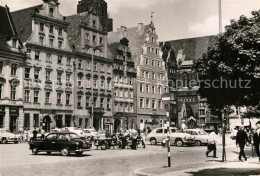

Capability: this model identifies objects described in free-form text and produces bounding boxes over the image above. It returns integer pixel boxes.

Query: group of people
[18,127,46,142]
[205,121,260,162]
[117,128,145,150]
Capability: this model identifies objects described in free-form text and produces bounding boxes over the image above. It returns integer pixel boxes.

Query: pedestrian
[253,121,260,162]
[40,128,45,140]
[32,128,38,141]
[147,126,151,134]
[236,126,249,161]
[130,128,138,150]
[24,128,29,142]
[206,129,218,158]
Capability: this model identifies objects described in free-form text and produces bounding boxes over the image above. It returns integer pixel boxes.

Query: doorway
[114,118,121,133]
[42,116,51,132]
[9,116,17,133]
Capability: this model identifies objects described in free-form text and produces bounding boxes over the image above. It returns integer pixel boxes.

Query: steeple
[150,11,154,28]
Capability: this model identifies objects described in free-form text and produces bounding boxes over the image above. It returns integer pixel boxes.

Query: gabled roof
[160,36,215,62]
[107,42,120,59]
[108,24,150,63]
[11,5,43,43]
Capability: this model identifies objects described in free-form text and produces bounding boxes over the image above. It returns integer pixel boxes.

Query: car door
[43,133,57,151]
[56,134,70,151]
[154,128,164,143]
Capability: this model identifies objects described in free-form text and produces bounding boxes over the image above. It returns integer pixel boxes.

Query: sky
[1,0,260,41]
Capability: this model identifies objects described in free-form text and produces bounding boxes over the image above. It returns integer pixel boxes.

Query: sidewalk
[134,142,260,176]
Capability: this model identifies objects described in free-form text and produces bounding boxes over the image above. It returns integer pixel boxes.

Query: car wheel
[195,141,201,146]
[176,139,183,147]
[32,147,38,155]
[61,148,70,156]
[150,138,157,145]
[101,143,107,150]
[47,152,51,155]
[2,138,7,144]
[75,151,83,156]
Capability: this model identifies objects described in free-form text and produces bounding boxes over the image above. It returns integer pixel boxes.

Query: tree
[193,10,260,110]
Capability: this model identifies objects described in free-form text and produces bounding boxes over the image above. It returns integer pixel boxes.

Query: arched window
[49,8,54,17]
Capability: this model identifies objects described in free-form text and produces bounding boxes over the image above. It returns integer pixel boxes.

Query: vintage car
[0,129,19,144]
[29,132,92,156]
[82,128,98,138]
[61,127,85,138]
[184,129,209,146]
[145,127,195,147]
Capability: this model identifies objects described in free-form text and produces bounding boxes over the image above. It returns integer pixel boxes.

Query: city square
[1,0,260,175]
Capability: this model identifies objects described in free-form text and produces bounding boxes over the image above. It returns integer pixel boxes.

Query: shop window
[33,114,39,127]
[24,114,30,129]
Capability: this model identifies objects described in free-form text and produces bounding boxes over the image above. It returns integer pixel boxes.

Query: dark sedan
[29,132,91,156]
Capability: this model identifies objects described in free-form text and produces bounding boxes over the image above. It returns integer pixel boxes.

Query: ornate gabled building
[0,5,26,133]
[108,22,168,131]
[12,0,75,132]
[66,0,113,131]
[161,36,222,130]
[108,38,137,132]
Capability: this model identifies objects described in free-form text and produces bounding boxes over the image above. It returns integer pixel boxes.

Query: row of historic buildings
[1,0,229,134]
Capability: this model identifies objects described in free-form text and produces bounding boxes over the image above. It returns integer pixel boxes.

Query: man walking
[253,121,260,162]
[236,126,249,161]
[32,128,38,141]
[206,129,217,158]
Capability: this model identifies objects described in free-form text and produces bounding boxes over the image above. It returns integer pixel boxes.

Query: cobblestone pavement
[0,138,255,176]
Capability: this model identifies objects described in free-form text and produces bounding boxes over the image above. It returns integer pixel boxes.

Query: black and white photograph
[0,0,260,175]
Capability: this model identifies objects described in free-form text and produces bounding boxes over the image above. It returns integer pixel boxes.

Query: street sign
[162,93,171,104]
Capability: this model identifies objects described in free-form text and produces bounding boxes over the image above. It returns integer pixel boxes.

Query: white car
[0,129,19,144]
[145,127,195,147]
[82,129,98,138]
[62,127,85,138]
[184,129,209,146]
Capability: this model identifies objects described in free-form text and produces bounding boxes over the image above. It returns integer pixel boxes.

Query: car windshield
[170,129,179,133]
[69,133,79,138]
[198,130,207,135]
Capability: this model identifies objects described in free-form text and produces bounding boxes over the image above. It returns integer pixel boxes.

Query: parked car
[184,129,208,146]
[145,127,195,147]
[82,129,98,138]
[0,129,19,144]
[29,132,92,156]
[61,127,85,138]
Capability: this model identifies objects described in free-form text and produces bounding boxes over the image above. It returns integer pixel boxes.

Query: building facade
[0,5,26,133]
[108,22,168,132]
[108,38,137,132]
[67,0,113,132]
[12,0,75,132]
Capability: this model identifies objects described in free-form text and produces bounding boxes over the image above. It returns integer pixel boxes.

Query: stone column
[18,107,24,130]
[4,107,9,130]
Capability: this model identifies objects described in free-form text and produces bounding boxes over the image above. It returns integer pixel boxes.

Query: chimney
[120,26,127,38]
[138,23,143,31]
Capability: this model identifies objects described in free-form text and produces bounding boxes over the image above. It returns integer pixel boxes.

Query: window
[0,61,3,74]
[86,33,89,41]
[33,114,39,127]
[58,41,62,49]
[156,129,163,133]
[119,89,123,97]
[45,92,50,103]
[100,64,104,72]
[156,49,158,55]
[46,70,51,81]
[46,53,51,62]
[26,49,31,58]
[57,93,62,105]
[58,28,62,36]
[158,100,162,109]
[78,76,82,87]
[146,85,149,93]
[40,23,44,32]
[93,62,97,71]
[24,89,30,102]
[119,76,123,83]
[152,60,155,66]
[49,25,54,34]
[129,90,133,98]
[58,55,62,64]
[152,48,154,53]
[101,79,105,89]
[100,37,103,44]
[25,68,30,79]
[93,79,97,88]
[158,86,162,94]
[146,99,150,108]
[57,72,62,83]
[39,36,44,45]
[34,91,39,103]
[139,98,144,108]
[93,97,97,107]
[145,71,149,79]
[49,8,54,17]
[145,58,149,65]
[77,96,82,107]
[86,78,91,88]
[78,59,82,69]
[12,39,17,48]
[86,96,90,107]
[151,86,155,94]
[11,63,17,76]
[93,35,96,43]
[34,69,39,79]
[152,99,156,109]
[100,98,104,108]
[139,84,144,92]
[0,84,2,99]
[66,74,70,85]
[158,61,160,67]
[107,80,111,90]
[164,87,167,93]
[130,104,134,112]
[24,114,30,129]
[152,72,155,80]
[35,51,40,60]
[147,47,150,53]
[93,20,96,27]
[66,94,70,105]
[142,71,145,78]
[86,61,90,70]
[124,90,128,97]
[66,57,71,65]
[49,39,54,47]
[107,65,111,73]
